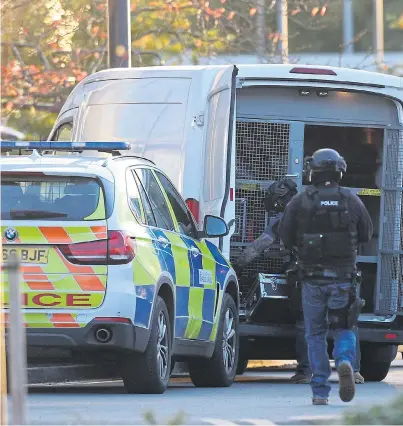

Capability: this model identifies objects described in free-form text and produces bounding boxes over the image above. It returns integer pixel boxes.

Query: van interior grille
[231,120,290,298]
[377,127,403,314]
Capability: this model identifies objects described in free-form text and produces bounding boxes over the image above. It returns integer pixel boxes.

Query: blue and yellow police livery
[1,142,240,394]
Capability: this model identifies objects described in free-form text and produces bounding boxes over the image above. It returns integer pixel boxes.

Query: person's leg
[353,327,364,383]
[353,327,361,371]
[329,282,356,402]
[291,317,312,383]
[302,281,331,402]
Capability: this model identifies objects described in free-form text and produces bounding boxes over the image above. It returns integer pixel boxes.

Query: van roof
[58,64,402,117]
[80,63,402,89]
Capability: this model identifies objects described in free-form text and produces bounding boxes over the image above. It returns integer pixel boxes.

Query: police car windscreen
[1,176,104,221]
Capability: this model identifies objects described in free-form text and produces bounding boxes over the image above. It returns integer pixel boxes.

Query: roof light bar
[290,67,337,76]
[0,141,131,152]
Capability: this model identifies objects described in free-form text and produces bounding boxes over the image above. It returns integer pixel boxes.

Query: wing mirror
[199,215,229,238]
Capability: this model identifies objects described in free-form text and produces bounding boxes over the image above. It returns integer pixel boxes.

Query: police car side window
[134,168,175,232]
[154,171,198,239]
[126,169,144,223]
[130,170,157,227]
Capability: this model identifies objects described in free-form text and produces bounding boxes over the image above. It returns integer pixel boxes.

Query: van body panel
[50,64,403,320]
[237,87,400,126]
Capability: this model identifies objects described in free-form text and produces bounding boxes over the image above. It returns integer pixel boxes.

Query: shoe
[312,397,329,405]
[337,362,356,402]
[290,372,312,384]
[354,372,364,384]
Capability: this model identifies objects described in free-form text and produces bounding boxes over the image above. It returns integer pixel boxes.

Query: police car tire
[188,293,239,387]
[121,296,171,394]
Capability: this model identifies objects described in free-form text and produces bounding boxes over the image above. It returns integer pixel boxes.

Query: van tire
[120,296,171,394]
[360,361,390,382]
[236,358,248,375]
[188,293,239,387]
[360,344,396,382]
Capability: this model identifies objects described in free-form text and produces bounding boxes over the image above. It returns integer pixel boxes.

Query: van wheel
[360,360,391,382]
[120,296,171,394]
[360,344,396,382]
[236,358,248,375]
[188,293,239,387]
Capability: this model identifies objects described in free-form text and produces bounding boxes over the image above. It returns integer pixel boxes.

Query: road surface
[18,362,403,425]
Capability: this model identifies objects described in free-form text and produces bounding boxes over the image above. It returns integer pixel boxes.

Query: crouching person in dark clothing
[233,178,298,274]
[280,149,373,405]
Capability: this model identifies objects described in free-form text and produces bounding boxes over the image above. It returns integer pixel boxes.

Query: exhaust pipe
[95,328,112,343]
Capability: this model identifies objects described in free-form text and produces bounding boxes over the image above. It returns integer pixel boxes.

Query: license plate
[2,247,49,264]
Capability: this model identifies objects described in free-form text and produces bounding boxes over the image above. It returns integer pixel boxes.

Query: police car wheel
[188,293,239,387]
[121,296,172,394]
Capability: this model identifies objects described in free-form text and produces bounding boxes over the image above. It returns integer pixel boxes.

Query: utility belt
[298,267,356,281]
[300,269,355,280]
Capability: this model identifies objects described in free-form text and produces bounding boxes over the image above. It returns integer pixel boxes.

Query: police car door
[154,170,217,341]
[375,126,403,316]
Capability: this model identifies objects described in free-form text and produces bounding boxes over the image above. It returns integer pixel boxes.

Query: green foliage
[342,393,403,425]
[1,0,402,138]
[143,410,187,426]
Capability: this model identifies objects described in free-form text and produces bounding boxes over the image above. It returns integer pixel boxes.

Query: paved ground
[15,361,403,425]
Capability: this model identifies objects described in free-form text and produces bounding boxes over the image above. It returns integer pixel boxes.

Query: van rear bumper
[239,323,403,344]
[19,319,150,353]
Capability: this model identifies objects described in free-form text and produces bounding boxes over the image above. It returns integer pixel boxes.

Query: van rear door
[198,65,238,258]
[1,174,108,321]
[375,125,403,316]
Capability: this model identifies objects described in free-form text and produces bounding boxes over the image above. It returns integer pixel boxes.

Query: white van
[50,64,403,381]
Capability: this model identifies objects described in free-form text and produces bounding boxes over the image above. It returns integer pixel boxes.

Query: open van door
[199,65,238,257]
[375,126,403,315]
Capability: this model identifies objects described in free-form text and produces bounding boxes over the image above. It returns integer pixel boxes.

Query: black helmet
[264,178,298,213]
[306,149,347,183]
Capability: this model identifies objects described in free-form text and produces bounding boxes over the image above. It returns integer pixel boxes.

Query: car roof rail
[109,155,156,165]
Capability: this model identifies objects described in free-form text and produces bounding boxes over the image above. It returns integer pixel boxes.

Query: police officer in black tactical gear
[233,178,298,274]
[280,148,373,406]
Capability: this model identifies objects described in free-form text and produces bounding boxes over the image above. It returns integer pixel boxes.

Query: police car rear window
[1,176,105,221]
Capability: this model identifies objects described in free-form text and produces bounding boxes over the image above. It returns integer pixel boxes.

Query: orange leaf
[320,6,327,16]
[91,25,100,35]
[227,10,235,20]
[311,7,319,17]
[249,7,257,16]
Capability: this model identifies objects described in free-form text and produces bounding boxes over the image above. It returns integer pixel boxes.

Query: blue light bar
[0,141,131,152]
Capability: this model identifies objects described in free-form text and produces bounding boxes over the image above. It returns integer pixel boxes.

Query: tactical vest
[296,185,358,271]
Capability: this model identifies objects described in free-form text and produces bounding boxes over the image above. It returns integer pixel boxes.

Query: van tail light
[290,67,337,76]
[58,231,136,265]
[385,333,397,340]
[186,198,200,223]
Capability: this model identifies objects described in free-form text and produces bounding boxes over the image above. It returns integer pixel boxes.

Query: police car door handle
[190,246,200,257]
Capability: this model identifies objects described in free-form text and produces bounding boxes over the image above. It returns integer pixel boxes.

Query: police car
[1,141,240,394]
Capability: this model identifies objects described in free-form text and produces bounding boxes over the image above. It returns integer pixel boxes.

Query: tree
[2,0,402,138]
